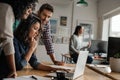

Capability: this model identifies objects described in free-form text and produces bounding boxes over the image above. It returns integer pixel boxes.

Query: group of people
[0,0,93,79]
[0,0,65,79]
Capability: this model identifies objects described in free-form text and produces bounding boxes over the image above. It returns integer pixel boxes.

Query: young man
[37,3,64,65]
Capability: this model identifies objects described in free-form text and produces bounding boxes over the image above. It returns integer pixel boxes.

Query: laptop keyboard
[65,73,73,77]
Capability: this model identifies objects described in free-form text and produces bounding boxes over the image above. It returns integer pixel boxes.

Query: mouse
[104,66,111,73]
[97,66,111,73]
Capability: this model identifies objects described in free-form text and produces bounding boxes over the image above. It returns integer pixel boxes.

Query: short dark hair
[74,25,82,35]
[14,14,41,44]
[39,3,54,13]
[0,0,38,19]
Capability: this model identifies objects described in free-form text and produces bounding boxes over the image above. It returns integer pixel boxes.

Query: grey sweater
[69,34,83,55]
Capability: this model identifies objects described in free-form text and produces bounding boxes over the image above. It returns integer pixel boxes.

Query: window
[110,14,120,37]
[102,14,120,40]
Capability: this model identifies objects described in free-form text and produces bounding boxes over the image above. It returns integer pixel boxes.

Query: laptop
[47,51,89,80]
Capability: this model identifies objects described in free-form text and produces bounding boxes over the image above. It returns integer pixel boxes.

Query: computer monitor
[107,37,120,61]
[88,40,108,53]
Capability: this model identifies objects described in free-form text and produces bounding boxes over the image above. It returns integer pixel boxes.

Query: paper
[3,75,51,80]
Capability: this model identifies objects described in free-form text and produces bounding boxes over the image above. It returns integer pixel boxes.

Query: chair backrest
[88,40,108,53]
[61,53,73,63]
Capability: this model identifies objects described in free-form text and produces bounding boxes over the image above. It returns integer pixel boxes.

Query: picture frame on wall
[50,19,58,35]
[60,16,67,26]
[80,23,92,42]
[76,20,94,42]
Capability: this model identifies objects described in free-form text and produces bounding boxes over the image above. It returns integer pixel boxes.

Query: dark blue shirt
[14,37,40,70]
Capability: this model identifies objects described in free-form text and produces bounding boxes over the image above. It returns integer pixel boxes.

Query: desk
[17,62,112,80]
[87,64,120,80]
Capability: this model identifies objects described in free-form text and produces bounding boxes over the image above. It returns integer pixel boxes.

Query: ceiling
[38,0,98,5]
[38,0,72,5]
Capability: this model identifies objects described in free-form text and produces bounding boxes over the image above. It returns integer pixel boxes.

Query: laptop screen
[73,51,88,79]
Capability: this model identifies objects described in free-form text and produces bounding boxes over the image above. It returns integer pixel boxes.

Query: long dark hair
[73,25,82,36]
[14,14,41,44]
[0,0,38,19]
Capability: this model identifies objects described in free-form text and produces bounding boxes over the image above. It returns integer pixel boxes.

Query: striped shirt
[42,22,54,54]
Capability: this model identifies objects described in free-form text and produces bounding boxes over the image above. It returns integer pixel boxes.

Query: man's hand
[49,54,65,66]
[54,60,65,66]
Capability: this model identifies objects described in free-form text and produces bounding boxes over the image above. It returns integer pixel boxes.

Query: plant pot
[110,57,120,72]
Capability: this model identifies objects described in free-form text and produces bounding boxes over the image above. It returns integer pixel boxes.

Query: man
[37,3,64,65]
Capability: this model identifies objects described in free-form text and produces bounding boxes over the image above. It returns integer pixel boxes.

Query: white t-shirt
[0,3,15,55]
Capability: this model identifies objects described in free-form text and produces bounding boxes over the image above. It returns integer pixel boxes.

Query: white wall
[97,0,120,39]
[36,0,98,62]
[72,0,98,39]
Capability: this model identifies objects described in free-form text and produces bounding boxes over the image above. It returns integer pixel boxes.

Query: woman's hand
[87,41,91,48]
[24,37,38,62]
[29,37,37,52]
[7,71,17,78]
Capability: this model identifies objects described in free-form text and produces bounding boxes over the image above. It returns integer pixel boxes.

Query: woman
[69,25,93,63]
[14,15,68,72]
[0,0,38,78]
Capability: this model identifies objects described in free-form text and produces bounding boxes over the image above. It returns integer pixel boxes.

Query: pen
[31,75,38,80]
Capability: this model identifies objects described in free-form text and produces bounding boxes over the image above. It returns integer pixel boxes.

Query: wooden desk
[86,64,120,80]
[17,63,112,80]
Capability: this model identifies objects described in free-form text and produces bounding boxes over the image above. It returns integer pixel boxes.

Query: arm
[14,38,27,70]
[80,41,91,50]
[14,37,37,70]
[42,23,64,65]
[35,62,69,72]
[28,52,54,71]
[36,63,58,71]
[28,52,58,71]
[6,55,17,78]
[0,3,17,78]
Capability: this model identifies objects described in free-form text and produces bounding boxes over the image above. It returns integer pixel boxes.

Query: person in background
[14,15,68,72]
[0,0,38,79]
[69,25,93,63]
[36,3,64,65]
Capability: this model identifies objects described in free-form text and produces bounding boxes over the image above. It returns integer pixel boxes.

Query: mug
[56,70,66,80]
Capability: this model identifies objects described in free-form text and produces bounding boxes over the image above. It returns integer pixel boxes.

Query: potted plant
[110,52,120,72]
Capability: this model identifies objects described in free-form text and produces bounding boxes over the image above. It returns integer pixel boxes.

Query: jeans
[70,53,93,64]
